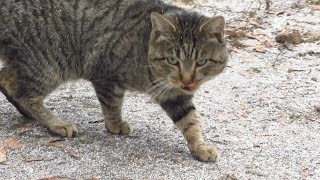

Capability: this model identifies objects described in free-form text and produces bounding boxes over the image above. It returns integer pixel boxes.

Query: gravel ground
[1,0,319,179]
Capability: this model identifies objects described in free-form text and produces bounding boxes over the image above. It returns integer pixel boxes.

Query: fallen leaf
[48,138,65,144]
[267,8,286,15]
[279,112,286,124]
[249,19,263,28]
[282,42,294,51]
[220,174,239,180]
[39,176,74,180]
[311,5,320,11]
[239,115,251,125]
[229,48,243,53]
[248,67,262,73]
[311,0,320,4]
[305,114,319,121]
[303,28,320,42]
[178,0,194,4]
[227,21,248,30]
[0,138,21,164]
[92,176,101,180]
[303,168,310,177]
[39,176,59,180]
[10,123,32,130]
[291,1,304,9]
[229,39,247,49]
[66,148,80,160]
[46,143,80,160]
[244,32,273,46]
[276,30,302,44]
[225,30,242,39]
[254,44,266,53]
[245,32,260,40]
[4,138,21,149]
[0,147,7,164]
[253,141,262,148]
[261,39,274,48]
[246,169,266,176]
[16,128,33,136]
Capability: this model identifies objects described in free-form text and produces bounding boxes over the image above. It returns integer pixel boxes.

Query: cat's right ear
[199,16,225,43]
[150,12,176,36]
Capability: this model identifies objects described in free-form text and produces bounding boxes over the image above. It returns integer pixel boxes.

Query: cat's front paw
[106,121,131,135]
[190,144,218,162]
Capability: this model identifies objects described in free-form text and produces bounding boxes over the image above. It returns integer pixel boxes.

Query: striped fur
[0,0,228,161]
[175,110,218,161]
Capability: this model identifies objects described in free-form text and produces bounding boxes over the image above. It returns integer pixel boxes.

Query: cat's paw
[49,122,78,138]
[106,121,131,135]
[190,144,218,162]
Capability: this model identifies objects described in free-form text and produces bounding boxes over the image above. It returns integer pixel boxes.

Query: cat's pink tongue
[181,84,196,91]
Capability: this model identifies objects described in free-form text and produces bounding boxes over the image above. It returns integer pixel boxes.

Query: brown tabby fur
[0,0,228,161]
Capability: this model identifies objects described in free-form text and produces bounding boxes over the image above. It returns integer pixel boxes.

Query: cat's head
[148,11,228,95]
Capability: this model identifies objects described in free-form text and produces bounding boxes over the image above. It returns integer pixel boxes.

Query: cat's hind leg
[0,67,77,137]
[93,82,131,135]
[16,96,78,137]
[0,67,32,118]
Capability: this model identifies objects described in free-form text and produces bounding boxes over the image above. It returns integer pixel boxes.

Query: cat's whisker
[146,82,164,94]
[146,79,166,94]
[151,78,166,84]
[149,83,165,97]
[160,84,174,100]
[164,84,173,96]
[151,83,173,100]
[151,88,164,100]
[150,84,165,97]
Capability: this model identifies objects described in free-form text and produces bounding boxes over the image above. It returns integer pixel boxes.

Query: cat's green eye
[196,59,208,66]
[167,57,179,65]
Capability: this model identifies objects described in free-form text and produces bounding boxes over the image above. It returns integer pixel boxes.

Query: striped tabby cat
[0,0,228,161]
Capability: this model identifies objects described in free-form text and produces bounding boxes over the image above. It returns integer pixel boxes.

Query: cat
[0,0,228,162]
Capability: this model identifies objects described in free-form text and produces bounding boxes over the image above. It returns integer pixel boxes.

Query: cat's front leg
[93,83,131,135]
[160,95,218,162]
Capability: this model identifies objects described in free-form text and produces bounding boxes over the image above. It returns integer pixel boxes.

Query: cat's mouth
[181,83,196,92]
[169,79,200,93]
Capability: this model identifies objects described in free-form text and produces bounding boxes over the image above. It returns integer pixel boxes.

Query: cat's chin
[179,87,197,95]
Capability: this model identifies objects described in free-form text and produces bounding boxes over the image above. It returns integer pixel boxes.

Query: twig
[257,0,262,11]
[88,119,104,124]
[265,0,271,10]
[46,141,80,160]
[23,157,54,163]
[287,68,307,73]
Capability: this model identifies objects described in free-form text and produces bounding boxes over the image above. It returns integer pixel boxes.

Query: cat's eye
[196,59,208,66]
[167,57,179,65]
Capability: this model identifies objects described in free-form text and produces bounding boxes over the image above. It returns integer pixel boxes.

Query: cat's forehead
[174,42,198,61]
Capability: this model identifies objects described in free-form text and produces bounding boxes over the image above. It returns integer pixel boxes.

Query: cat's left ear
[199,16,225,43]
[150,12,176,35]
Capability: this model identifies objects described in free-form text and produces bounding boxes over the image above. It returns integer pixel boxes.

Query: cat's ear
[150,12,176,34]
[199,16,225,43]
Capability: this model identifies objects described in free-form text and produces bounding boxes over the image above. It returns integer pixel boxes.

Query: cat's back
[0,0,78,55]
[0,0,165,79]
[0,0,164,50]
